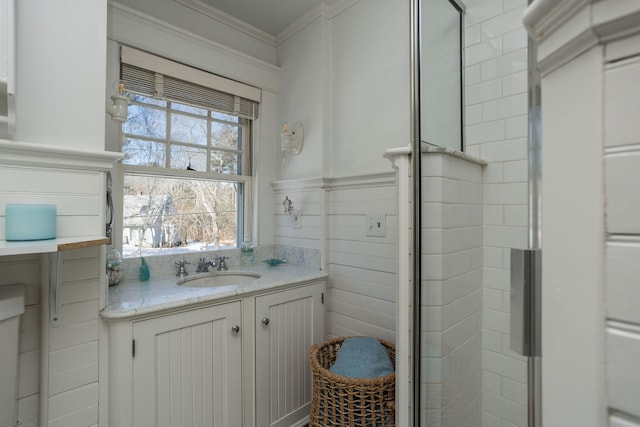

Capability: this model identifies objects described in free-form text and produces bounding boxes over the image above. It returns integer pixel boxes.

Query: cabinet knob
[231,325,240,334]
[261,318,270,326]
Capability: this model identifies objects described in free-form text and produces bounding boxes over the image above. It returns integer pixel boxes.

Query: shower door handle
[510,248,541,357]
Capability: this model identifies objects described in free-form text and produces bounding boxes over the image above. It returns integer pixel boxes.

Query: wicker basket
[309,336,396,427]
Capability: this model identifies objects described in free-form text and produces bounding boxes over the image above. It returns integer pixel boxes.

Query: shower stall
[389,0,540,425]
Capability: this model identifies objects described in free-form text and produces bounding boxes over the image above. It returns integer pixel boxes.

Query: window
[118,47,259,258]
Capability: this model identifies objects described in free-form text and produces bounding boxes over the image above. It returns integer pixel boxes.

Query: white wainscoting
[272,173,397,343]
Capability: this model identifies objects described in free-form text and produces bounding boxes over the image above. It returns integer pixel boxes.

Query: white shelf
[0,236,109,257]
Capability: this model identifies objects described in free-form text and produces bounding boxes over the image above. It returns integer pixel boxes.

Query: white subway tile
[443,204,483,228]
[480,6,527,41]
[423,254,444,280]
[501,377,526,405]
[466,104,483,125]
[466,1,503,27]
[503,28,528,53]
[444,229,482,255]
[503,0,527,11]
[483,411,503,427]
[483,162,504,183]
[483,267,511,291]
[503,159,527,183]
[423,202,443,228]
[480,49,528,81]
[484,308,509,333]
[422,177,444,202]
[466,37,503,66]
[466,24,482,46]
[442,270,482,305]
[485,246,505,268]
[423,356,443,382]
[483,350,527,382]
[484,183,528,205]
[423,331,443,357]
[606,242,640,324]
[605,153,640,234]
[442,290,482,329]
[442,312,482,354]
[504,205,527,227]
[502,70,527,96]
[467,120,506,145]
[482,93,527,121]
[442,155,483,182]
[424,281,443,306]
[423,228,443,254]
[505,114,528,139]
[607,327,640,418]
[423,153,444,176]
[479,138,527,162]
[467,78,503,105]
[484,288,503,311]
[465,144,481,158]
[484,329,503,353]
[484,225,527,248]
[466,63,482,86]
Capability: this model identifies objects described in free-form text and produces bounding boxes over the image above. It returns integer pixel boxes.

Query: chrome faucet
[175,260,190,277]
[216,256,228,271]
[196,257,217,273]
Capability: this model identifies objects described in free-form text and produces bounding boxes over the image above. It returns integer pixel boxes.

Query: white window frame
[118,46,257,257]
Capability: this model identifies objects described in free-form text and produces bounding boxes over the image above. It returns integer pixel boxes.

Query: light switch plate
[366,214,386,237]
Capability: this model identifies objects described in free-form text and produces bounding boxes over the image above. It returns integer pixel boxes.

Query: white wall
[272,0,410,346]
[463,0,530,425]
[114,0,277,65]
[14,0,107,151]
[276,17,328,180]
[329,0,410,177]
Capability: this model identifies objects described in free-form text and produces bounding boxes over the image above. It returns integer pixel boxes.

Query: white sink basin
[177,271,261,288]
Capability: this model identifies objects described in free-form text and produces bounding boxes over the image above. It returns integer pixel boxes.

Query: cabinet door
[133,302,242,427]
[255,283,323,427]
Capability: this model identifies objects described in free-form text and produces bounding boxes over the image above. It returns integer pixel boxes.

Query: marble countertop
[101,263,328,321]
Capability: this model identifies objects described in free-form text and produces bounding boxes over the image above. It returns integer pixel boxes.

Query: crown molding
[275,0,361,46]
[108,2,280,93]
[174,0,277,46]
[524,0,640,75]
[172,0,361,48]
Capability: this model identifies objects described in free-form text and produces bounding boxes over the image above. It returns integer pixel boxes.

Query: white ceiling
[199,0,341,36]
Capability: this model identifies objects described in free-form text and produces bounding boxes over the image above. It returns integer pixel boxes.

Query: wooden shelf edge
[57,237,110,252]
[0,236,109,257]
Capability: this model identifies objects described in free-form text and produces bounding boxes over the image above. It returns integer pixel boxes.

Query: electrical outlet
[366,214,386,237]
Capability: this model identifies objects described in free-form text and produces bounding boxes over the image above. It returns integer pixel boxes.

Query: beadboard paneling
[0,166,103,240]
[0,254,41,423]
[327,179,397,341]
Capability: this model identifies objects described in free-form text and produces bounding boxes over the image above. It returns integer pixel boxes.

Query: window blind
[120,46,260,119]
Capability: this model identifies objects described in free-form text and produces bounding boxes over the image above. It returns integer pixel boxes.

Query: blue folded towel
[329,337,394,378]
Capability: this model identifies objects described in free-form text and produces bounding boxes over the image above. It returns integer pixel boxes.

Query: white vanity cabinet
[254,283,324,427]
[132,301,243,427]
[106,279,325,427]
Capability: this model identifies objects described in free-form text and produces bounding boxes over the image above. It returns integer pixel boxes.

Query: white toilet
[0,285,25,427]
